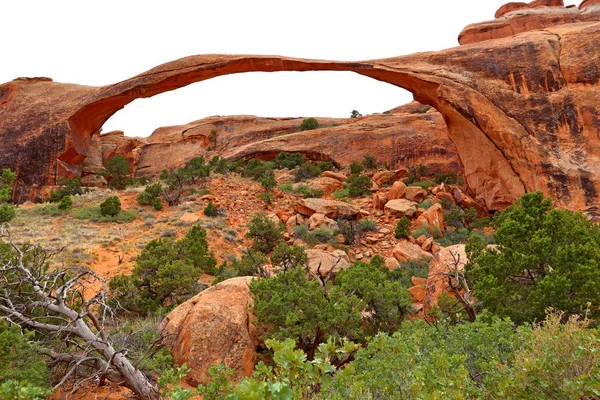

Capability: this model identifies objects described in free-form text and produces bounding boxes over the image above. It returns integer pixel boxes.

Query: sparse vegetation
[394,217,411,239]
[246,213,284,253]
[0,169,16,223]
[100,195,122,217]
[347,174,372,197]
[99,154,132,189]
[300,117,319,131]
[204,201,218,217]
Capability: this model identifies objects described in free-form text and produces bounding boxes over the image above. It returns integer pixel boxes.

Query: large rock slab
[385,199,418,217]
[305,249,350,274]
[159,277,257,385]
[295,198,360,219]
[393,240,434,263]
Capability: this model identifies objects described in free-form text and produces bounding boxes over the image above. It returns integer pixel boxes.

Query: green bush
[48,177,83,203]
[300,117,319,131]
[137,183,163,210]
[389,258,431,288]
[100,154,131,189]
[347,174,372,197]
[418,199,434,210]
[274,152,304,170]
[467,191,600,324]
[258,168,277,191]
[294,162,322,182]
[212,250,267,284]
[109,225,215,315]
[271,243,307,272]
[57,195,72,211]
[246,214,284,253]
[406,163,428,183]
[293,185,323,199]
[0,204,16,224]
[394,217,411,239]
[204,201,218,217]
[311,227,335,244]
[363,154,377,170]
[349,162,364,175]
[278,183,293,193]
[357,219,377,232]
[434,173,463,185]
[408,180,436,190]
[100,196,121,217]
[332,188,350,199]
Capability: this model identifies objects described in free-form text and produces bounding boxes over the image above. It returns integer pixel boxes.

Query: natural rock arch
[2,20,600,213]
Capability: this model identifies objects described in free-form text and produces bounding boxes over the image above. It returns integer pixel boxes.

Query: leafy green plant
[467,191,600,324]
[332,188,350,199]
[100,196,121,217]
[48,177,83,202]
[300,117,319,131]
[294,162,322,182]
[204,201,218,217]
[246,214,284,253]
[99,154,132,189]
[57,195,73,211]
[138,183,163,210]
[349,162,364,175]
[394,217,411,239]
[357,219,377,232]
[274,152,304,170]
[347,174,372,197]
[418,199,434,210]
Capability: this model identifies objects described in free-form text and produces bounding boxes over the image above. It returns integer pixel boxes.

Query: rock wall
[2,1,600,213]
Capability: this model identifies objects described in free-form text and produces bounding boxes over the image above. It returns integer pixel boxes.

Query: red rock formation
[2,13,600,214]
[460,0,600,45]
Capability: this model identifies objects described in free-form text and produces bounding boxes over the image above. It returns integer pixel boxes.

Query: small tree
[137,183,163,211]
[350,110,362,118]
[57,195,73,211]
[246,214,284,253]
[349,162,364,175]
[100,155,131,189]
[100,196,121,217]
[0,169,16,223]
[183,157,210,185]
[270,243,307,272]
[395,217,411,239]
[204,201,218,217]
[160,169,187,206]
[300,118,319,131]
[258,168,277,192]
[348,174,373,197]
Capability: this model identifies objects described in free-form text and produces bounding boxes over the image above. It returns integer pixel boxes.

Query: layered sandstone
[2,2,600,214]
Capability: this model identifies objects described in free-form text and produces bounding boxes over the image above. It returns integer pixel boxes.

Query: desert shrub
[137,183,163,210]
[0,322,49,392]
[73,206,138,223]
[467,191,600,324]
[99,154,132,189]
[294,162,322,182]
[274,152,304,170]
[213,250,267,284]
[347,174,372,197]
[332,188,350,199]
[183,156,210,184]
[278,183,293,193]
[243,159,274,181]
[57,195,72,211]
[389,257,431,288]
[246,213,284,253]
[271,243,307,272]
[310,227,335,244]
[258,168,277,191]
[293,224,310,239]
[363,154,377,170]
[394,217,411,239]
[109,225,215,315]
[357,219,377,232]
[100,196,121,217]
[204,201,218,217]
[316,161,335,172]
[0,169,16,223]
[338,219,358,245]
[349,161,364,175]
[48,177,83,202]
[300,117,319,131]
[293,185,323,199]
[437,227,471,247]
[408,180,436,190]
[259,192,273,204]
[434,173,463,185]
[418,199,434,209]
[405,163,428,183]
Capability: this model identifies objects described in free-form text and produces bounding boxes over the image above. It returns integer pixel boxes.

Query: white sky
[1,1,513,137]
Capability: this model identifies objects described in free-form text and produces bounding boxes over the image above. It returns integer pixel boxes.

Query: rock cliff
[2,1,600,214]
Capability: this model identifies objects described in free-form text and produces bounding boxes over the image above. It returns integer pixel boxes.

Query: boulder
[393,240,434,263]
[415,203,446,235]
[299,177,343,196]
[322,171,347,182]
[405,187,427,202]
[286,214,304,233]
[160,277,257,385]
[372,192,388,210]
[424,245,468,314]
[384,199,418,217]
[495,0,564,18]
[387,181,407,200]
[180,212,201,223]
[295,198,360,219]
[308,213,339,230]
[372,170,397,185]
[384,257,401,270]
[306,249,350,274]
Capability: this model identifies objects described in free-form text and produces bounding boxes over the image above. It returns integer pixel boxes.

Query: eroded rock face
[2,10,600,213]
[159,277,257,385]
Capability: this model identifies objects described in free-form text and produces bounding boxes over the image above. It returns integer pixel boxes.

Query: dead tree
[0,226,161,400]
[444,250,477,321]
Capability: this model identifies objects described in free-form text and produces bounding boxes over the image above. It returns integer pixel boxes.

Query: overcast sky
[2,1,512,137]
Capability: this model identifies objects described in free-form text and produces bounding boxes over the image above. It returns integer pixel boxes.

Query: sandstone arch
[2,20,600,213]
